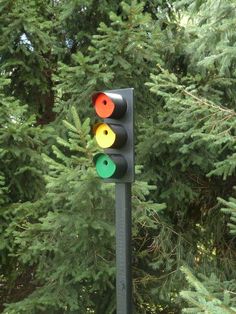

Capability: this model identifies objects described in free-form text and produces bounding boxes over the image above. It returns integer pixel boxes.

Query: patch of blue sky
[20,33,34,51]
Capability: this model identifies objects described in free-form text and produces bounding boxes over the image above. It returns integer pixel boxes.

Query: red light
[94,93,115,118]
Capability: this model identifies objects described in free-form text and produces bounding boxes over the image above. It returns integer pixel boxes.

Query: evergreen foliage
[1,0,236,313]
[180,267,236,313]
[2,107,164,313]
[0,75,46,310]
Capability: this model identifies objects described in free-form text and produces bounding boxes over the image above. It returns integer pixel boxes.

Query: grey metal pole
[115,182,132,314]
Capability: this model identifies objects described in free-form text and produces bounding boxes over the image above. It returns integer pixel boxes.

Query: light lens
[94,153,116,178]
[94,93,115,118]
[95,123,116,148]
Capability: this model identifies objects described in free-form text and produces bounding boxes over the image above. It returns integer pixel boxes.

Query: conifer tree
[1,0,236,313]
[2,107,164,313]
[142,0,236,311]
[180,267,236,313]
[0,75,46,310]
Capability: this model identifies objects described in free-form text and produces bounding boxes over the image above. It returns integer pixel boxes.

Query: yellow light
[95,123,116,148]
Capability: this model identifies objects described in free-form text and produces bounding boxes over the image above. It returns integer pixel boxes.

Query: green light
[94,153,116,179]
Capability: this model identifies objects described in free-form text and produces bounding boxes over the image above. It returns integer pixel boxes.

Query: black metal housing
[109,124,127,148]
[92,88,134,183]
[110,154,127,178]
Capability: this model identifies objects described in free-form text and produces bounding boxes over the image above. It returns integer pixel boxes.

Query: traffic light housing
[92,88,134,183]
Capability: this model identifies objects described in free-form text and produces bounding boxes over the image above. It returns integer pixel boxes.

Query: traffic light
[92,88,134,183]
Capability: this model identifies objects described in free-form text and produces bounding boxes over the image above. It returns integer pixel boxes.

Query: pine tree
[2,107,164,313]
[1,0,236,313]
[0,75,46,310]
[0,0,58,308]
[142,0,236,311]
[180,267,236,313]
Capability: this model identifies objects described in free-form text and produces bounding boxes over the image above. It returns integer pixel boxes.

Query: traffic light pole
[92,88,134,312]
[115,183,132,314]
